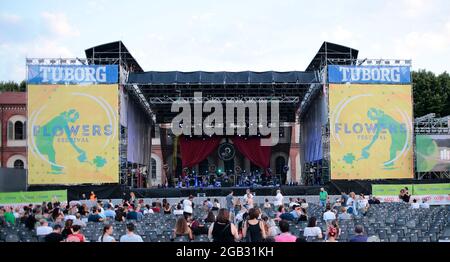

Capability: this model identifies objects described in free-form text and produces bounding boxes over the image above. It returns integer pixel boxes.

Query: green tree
[0,80,26,92]
[412,70,449,117]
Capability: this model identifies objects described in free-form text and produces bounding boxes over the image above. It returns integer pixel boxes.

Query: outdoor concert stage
[27,178,450,201]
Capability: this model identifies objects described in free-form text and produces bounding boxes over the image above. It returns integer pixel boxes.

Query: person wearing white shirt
[303,217,323,239]
[420,199,430,209]
[183,195,194,214]
[411,199,420,209]
[323,206,336,222]
[274,190,283,208]
[36,219,53,236]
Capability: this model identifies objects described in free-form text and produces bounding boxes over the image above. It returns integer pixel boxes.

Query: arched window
[275,156,286,175]
[13,159,24,169]
[14,121,24,140]
[151,158,157,179]
[7,115,26,142]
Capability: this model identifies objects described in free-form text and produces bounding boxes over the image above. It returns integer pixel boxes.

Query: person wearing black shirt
[45,224,64,242]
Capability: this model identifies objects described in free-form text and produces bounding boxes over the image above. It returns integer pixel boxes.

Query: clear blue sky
[1,0,449,81]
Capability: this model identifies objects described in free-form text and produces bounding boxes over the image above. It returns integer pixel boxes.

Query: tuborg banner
[27,65,118,84]
[328,65,411,84]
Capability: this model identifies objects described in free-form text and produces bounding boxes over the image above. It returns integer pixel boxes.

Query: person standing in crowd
[303,217,323,239]
[36,219,53,236]
[120,223,143,242]
[323,204,336,223]
[173,217,194,241]
[61,219,74,239]
[274,189,284,209]
[4,206,15,225]
[44,224,64,242]
[183,195,194,217]
[129,192,137,206]
[212,198,221,211]
[399,189,411,203]
[208,208,240,242]
[326,226,338,242]
[66,225,86,242]
[349,225,368,242]
[319,187,328,207]
[243,189,254,209]
[340,191,349,207]
[274,220,297,242]
[242,208,266,242]
[226,191,234,211]
[98,224,116,242]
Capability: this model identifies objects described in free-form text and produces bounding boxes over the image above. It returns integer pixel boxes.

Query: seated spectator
[163,203,172,215]
[326,220,340,240]
[173,217,194,240]
[303,217,323,239]
[326,226,338,242]
[44,224,64,242]
[411,199,420,209]
[115,207,126,222]
[66,225,86,242]
[368,195,381,205]
[151,202,161,213]
[204,210,216,223]
[420,199,430,209]
[98,225,116,242]
[338,207,352,220]
[73,213,86,227]
[265,217,280,237]
[61,219,74,239]
[349,225,368,242]
[298,207,308,222]
[126,206,143,221]
[242,208,266,242]
[274,220,297,242]
[288,198,297,209]
[104,205,116,220]
[212,198,220,211]
[120,223,143,242]
[323,204,336,223]
[275,206,285,221]
[173,204,184,216]
[208,208,240,242]
[300,199,309,209]
[36,219,53,236]
[263,198,271,210]
[143,204,154,215]
[87,207,104,222]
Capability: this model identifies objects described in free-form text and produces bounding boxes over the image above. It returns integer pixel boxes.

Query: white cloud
[402,0,431,17]
[0,13,21,24]
[41,12,80,37]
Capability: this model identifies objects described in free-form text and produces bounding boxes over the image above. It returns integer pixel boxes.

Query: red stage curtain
[179,136,222,168]
[231,137,271,169]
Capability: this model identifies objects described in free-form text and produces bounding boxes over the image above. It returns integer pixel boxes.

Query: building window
[7,116,26,142]
[151,158,157,179]
[13,159,24,169]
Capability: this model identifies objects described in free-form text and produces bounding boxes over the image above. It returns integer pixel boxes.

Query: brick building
[0,92,27,169]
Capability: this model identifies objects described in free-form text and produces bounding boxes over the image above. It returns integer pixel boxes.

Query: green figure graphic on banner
[35,109,87,174]
[359,108,407,169]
